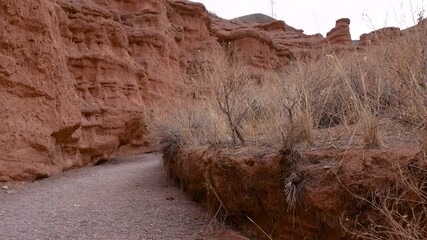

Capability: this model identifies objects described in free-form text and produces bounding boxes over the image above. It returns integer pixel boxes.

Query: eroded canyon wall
[0,0,352,181]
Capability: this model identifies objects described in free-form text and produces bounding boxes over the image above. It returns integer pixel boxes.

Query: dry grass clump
[341,162,427,240]
[154,101,228,148]
[283,172,303,213]
[360,109,382,148]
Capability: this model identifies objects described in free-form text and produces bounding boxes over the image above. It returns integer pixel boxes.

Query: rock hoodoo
[326,18,352,47]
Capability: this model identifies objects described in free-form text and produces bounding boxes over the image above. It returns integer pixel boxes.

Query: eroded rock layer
[326,18,352,47]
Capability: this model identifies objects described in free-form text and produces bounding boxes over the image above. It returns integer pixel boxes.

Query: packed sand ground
[0,154,243,240]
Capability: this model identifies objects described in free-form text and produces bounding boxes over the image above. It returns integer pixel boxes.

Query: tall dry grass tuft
[341,163,427,240]
[361,109,382,148]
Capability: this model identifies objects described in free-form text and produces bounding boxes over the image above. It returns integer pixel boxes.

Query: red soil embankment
[164,144,426,239]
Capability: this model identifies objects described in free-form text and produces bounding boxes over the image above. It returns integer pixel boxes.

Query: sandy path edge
[0,154,245,240]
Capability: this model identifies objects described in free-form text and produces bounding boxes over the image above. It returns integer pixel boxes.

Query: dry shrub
[172,48,319,148]
[153,101,228,148]
[196,48,258,145]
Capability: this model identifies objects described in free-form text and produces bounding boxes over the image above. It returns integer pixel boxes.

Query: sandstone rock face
[212,18,327,70]
[326,18,352,47]
[0,0,82,181]
[0,0,352,181]
[359,27,402,46]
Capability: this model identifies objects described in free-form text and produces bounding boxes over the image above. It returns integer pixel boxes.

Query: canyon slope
[0,0,352,181]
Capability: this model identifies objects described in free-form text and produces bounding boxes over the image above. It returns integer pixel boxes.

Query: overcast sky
[191,0,426,39]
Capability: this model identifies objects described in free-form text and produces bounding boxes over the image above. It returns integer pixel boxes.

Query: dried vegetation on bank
[152,22,427,240]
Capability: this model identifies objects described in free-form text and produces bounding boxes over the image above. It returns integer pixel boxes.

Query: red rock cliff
[0,0,352,181]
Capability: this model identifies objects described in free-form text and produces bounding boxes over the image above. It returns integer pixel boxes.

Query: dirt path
[0,154,242,240]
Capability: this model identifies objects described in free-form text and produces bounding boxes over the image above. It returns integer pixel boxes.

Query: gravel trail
[0,154,223,240]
